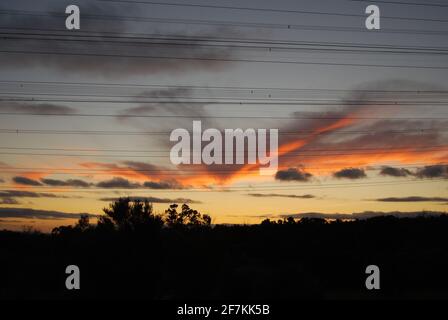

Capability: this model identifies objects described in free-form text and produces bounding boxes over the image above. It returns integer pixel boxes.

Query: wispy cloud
[0,207,96,220]
[81,161,191,188]
[247,193,315,199]
[375,196,448,202]
[0,198,20,205]
[259,211,447,220]
[142,180,184,189]
[96,177,141,189]
[0,102,76,114]
[99,196,201,204]
[12,176,43,186]
[95,177,186,190]
[41,178,92,187]
[0,190,71,199]
[0,3,238,78]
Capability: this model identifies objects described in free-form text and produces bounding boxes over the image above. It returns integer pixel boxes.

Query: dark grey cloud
[121,161,164,173]
[12,176,43,186]
[376,196,448,202]
[96,177,141,189]
[143,180,184,190]
[0,102,76,115]
[415,165,448,179]
[0,198,20,205]
[120,88,208,118]
[333,168,366,179]
[380,166,413,177]
[0,207,96,220]
[116,88,217,135]
[0,2,237,78]
[0,190,70,199]
[41,178,92,188]
[95,176,185,190]
[0,219,24,224]
[247,193,315,199]
[275,168,312,182]
[99,196,201,204]
[265,211,447,220]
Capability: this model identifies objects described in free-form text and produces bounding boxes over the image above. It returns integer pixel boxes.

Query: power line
[2,80,448,95]
[98,0,448,23]
[0,24,446,38]
[1,145,446,153]
[0,112,446,120]
[1,10,448,36]
[4,94,448,104]
[4,31,448,52]
[1,49,447,69]
[0,178,446,193]
[3,96,448,106]
[2,163,445,176]
[4,33,448,56]
[0,128,445,136]
[0,147,447,158]
[349,0,448,8]
[3,90,448,102]
[5,35,448,55]
[1,162,446,174]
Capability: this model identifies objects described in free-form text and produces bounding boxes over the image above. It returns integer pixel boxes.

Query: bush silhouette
[164,203,211,227]
[98,197,164,232]
[75,214,91,231]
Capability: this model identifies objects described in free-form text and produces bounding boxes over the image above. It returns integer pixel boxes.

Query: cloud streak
[96,177,141,189]
[0,198,20,205]
[261,211,448,220]
[13,176,43,186]
[333,168,366,179]
[99,196,201,204]
[0,102,77,115]
[41,178,92,188]
[0,190,70,199]
[0,3,238,78]
[247,193,315,199]
[0,207,96,220]
[380,166,413,177]
[376,196,448,202]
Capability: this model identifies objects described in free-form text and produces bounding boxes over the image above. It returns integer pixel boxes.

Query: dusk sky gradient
[0,0,447,231]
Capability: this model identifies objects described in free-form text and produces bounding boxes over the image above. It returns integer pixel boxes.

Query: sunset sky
[0,0,447,231]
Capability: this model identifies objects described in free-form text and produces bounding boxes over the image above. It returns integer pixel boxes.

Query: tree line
[52,197,212,235]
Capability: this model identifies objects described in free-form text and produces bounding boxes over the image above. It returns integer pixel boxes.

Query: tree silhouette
[98,197,163,232]
[52,215,91,235]
[52,198,210,235]
[164,203,211,227]
[75,214,91,231]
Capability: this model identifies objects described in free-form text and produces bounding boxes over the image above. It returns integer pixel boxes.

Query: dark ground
[1,215,448,300]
